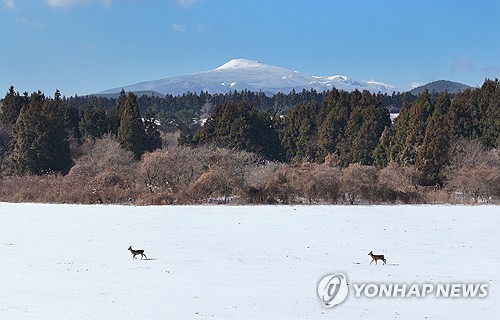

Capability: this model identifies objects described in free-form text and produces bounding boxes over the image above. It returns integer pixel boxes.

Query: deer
[128,246,147,260]
[368,251,386,265]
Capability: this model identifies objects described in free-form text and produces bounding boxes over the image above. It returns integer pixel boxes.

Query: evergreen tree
[318,91,350,156]
[279,101,320,162]
[337,90,365,166]
[193,101,283,160]
[212,101,253,150]
[415,92,451,186]
[0,86,28,126]
[79,101,108,140]
[477,79,499,148]
[36,90,72,173]
[108,89,127,135]
[11,91,72,175]
[388,92,412,164]
[253,109,284,161]
[350,92,391,165]
[118,92,146,159]
[11,91,46,174]
[445,90,478,141]
[63,100,82,139]
[372,126,394,168]
[400,90,433,165]
[143,107,162,152]
[317,88,340,125]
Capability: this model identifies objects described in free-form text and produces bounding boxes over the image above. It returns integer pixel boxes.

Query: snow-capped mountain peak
[100,59,398,96]
[215,59,264,70]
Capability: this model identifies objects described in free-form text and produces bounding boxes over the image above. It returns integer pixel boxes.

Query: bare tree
[140,147,203,194]
[378,162,420,203]
[340,163,378,204]
[446,139,500,202]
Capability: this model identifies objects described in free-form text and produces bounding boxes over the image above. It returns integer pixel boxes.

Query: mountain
[100,59,398,96]
[410,80,472,95]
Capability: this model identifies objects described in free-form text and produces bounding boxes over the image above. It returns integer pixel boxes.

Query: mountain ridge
[100,59,398,96]
[410,80,472,95]
[99,59,472,97]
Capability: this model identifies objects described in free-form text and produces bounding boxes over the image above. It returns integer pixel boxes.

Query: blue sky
[1,0,499,96]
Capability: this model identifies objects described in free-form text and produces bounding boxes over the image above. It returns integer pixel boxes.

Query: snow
[100,59,399,96]
[215,59,264,70]
[1,203,498,319]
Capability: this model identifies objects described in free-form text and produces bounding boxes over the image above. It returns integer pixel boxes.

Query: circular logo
[317,273,349,308]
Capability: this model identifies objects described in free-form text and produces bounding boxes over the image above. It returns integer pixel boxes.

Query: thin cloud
[453,56,472,72]
[176,0,200,8]
[3,0,16,10]
[17,16,45,28]
[172,23,187,33]
[46,0,86,7]
[46,0,112,8]
[171,22,211,34]
[481,65,500,76]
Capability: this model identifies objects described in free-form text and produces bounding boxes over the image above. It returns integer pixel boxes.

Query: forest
[0,79,498,204]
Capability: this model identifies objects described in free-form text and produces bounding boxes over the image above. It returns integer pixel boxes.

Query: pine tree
[338,90,365,166]
[193,101,283,161]
[252,109,284,161]
[350,93,391,165]
[278,101,320,162]
[63,100,82,139]
[400,90,433,165]
[11,91,46,174]
[318,91,350,156]
[108,89,127,135]
[415,92,451,186]
[372,126,394,168]
[388,93,411,165]
[36,90,72,173]
[388,92,412,164]
[213,101,253,150]
[477,79,499,148]
[143,107,162,152]
[79,101,108,140]
[445,90,478,141]
[11,91,72,175]
[118,92,146,159]
[0,86,28,126]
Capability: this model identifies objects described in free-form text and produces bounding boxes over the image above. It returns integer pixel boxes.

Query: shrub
[340,163,378,204]
[446,139,500,202]
[378,162,421,203]
[140,147,204,194]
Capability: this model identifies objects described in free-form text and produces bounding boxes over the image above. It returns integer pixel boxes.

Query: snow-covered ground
[0,203,498,319]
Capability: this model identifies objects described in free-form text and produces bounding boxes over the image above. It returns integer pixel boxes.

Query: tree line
[0,89,162,175]
[0,79,498,204]
[54,87,412,132]
[187,79,498,188]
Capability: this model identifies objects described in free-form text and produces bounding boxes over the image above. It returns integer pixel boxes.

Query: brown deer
[368,251,386,265]
[128,246,147,260]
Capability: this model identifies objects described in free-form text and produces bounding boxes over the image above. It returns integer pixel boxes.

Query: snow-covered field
[0,203,498,319]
